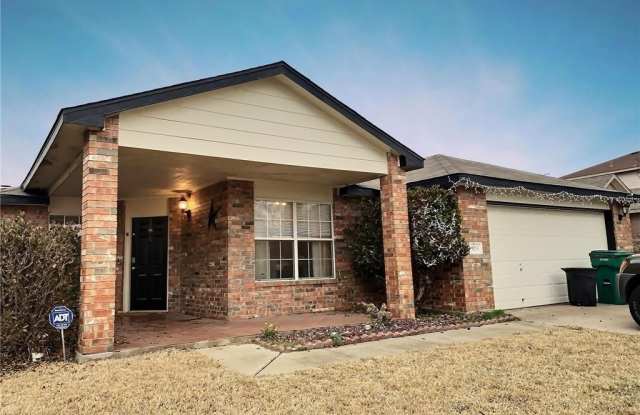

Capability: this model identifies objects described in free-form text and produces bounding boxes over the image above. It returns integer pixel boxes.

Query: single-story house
[351,154,636,311]
[1,61,636,358]
[562,151,640,252]
[0,61,422,357]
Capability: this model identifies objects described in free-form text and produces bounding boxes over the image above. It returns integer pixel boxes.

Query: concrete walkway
[196,321,541,376]
[510,303,639,335]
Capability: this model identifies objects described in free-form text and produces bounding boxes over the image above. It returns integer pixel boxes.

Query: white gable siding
[118,77,389,174]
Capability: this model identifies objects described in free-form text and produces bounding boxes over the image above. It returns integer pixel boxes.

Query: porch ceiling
[51,147,384,198]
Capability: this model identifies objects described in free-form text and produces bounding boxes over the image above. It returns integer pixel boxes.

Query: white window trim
[255,198,336,281]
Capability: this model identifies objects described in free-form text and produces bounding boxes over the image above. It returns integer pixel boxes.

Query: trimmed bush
[345,186,469,306]
[1,214,80,364]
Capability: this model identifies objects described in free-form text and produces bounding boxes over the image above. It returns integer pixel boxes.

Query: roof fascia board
[565,166,640,180]
[21,113,64,190]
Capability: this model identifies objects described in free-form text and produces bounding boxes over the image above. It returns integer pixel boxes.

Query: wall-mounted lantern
[619,203,631,221]
[179,194,192,220]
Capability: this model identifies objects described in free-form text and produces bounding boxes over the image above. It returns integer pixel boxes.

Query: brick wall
[225,180,257,319]
[420,187,495,312]
[379,153,415,319]
[174,180,379,319]
[0,205,49,225]
[179,182,229,318]
[77,116,119,355]
[167,198,183,312]
[612,202,634,252]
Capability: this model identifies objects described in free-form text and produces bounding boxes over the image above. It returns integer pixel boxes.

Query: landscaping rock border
[255,315,519,352]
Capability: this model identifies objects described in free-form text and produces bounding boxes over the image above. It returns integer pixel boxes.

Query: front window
[255,200,334,280]
[49,215,81,229]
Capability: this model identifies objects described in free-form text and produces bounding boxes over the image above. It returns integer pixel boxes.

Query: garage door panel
[488,205,608,310]
[490,235,602,262]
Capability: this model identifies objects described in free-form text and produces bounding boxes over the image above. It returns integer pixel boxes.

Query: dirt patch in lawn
[2,328,639,414]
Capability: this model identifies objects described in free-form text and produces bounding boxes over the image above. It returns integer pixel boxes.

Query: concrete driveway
[510,303,639,335]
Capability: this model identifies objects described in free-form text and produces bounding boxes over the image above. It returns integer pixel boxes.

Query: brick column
[226,180,256,319]
[78,116,118,356]
[167,198,182,312]
[612,203,634,252]
[456,188,495,311]
[379,153,415,319]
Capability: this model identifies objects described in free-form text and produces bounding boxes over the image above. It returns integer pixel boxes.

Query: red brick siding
[631,213,640,253]
[226,180,257,319]
[173,180,379,319]
[612,202,634,252]
[179,182,229,318]
[78,116,119,355]
[379,153,415,319]
[167,198,183,312]
[0,205,49,225]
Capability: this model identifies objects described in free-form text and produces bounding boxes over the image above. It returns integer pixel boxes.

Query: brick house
[1,62,636,360]
[353,154,636,311]
[0,62,421,358]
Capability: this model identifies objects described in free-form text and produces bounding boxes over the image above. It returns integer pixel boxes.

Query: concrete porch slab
[114,311,368,352]
[509,304,639,335]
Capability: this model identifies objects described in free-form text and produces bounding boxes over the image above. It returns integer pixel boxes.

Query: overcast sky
[2,0,639,186]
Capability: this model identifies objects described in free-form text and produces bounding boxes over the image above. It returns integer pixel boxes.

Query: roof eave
[20,61,424,190]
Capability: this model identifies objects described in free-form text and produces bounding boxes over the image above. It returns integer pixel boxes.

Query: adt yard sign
[49,305,74,330]
[49,305,74,360]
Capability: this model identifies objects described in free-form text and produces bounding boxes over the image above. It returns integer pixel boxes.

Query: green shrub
[345,186,469,306]
[1,215,80,364]
[329,331,344,347]
[481,309,506,320]
[261,322,278,340]
[344,198,385,286]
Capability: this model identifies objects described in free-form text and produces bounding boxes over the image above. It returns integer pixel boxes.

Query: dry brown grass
[1,328,639,414]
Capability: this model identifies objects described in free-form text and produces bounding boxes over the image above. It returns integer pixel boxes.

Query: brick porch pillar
[379,153,415,319]
[78,116,119,356]
[612,202,634,252]
[226,180,256,319]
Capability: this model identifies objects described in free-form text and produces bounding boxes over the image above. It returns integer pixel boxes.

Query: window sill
[255,278,337,287]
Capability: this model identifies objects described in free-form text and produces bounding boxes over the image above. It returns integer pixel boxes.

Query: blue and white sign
[48,305,74,330]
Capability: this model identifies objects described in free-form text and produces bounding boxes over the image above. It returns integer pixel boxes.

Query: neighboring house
[353,154,635,311]
[562,151,640,252]
[0,61,422,357]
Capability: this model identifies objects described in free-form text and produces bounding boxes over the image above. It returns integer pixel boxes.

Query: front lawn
[1,328,638,414]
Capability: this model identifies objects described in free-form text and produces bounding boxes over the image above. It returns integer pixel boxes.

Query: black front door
[131,216,168,310]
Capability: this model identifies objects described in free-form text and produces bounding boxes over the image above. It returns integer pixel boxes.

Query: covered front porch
[21,63,424,358]
[49,134,414,357]
[114,311,368,353]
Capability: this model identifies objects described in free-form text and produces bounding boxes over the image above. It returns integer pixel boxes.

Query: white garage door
[488,204,608,310]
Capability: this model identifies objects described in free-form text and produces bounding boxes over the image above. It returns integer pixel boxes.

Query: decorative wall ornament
[450,177,637,206]
[208,200,221,230]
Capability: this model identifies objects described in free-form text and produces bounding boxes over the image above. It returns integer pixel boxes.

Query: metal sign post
[48,305,74,361]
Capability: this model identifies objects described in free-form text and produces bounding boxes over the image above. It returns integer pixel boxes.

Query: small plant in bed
[261,323,279,341]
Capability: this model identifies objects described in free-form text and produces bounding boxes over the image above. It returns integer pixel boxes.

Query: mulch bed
[255,312,519,352]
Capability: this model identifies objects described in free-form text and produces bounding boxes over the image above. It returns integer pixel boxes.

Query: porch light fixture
[179,195,192,220]
[619,203,631,221]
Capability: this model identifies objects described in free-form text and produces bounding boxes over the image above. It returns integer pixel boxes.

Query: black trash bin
[562,268,597,306]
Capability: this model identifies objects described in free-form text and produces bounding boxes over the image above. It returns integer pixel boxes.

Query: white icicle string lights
[449,177,637,206]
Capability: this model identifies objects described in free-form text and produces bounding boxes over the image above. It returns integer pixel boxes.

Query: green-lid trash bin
[589,250,632,305]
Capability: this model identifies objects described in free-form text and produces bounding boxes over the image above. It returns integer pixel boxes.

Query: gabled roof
[351,154,630,198]
[562,151,640,179]
[21,61,423,189]
[570,174,631,193]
